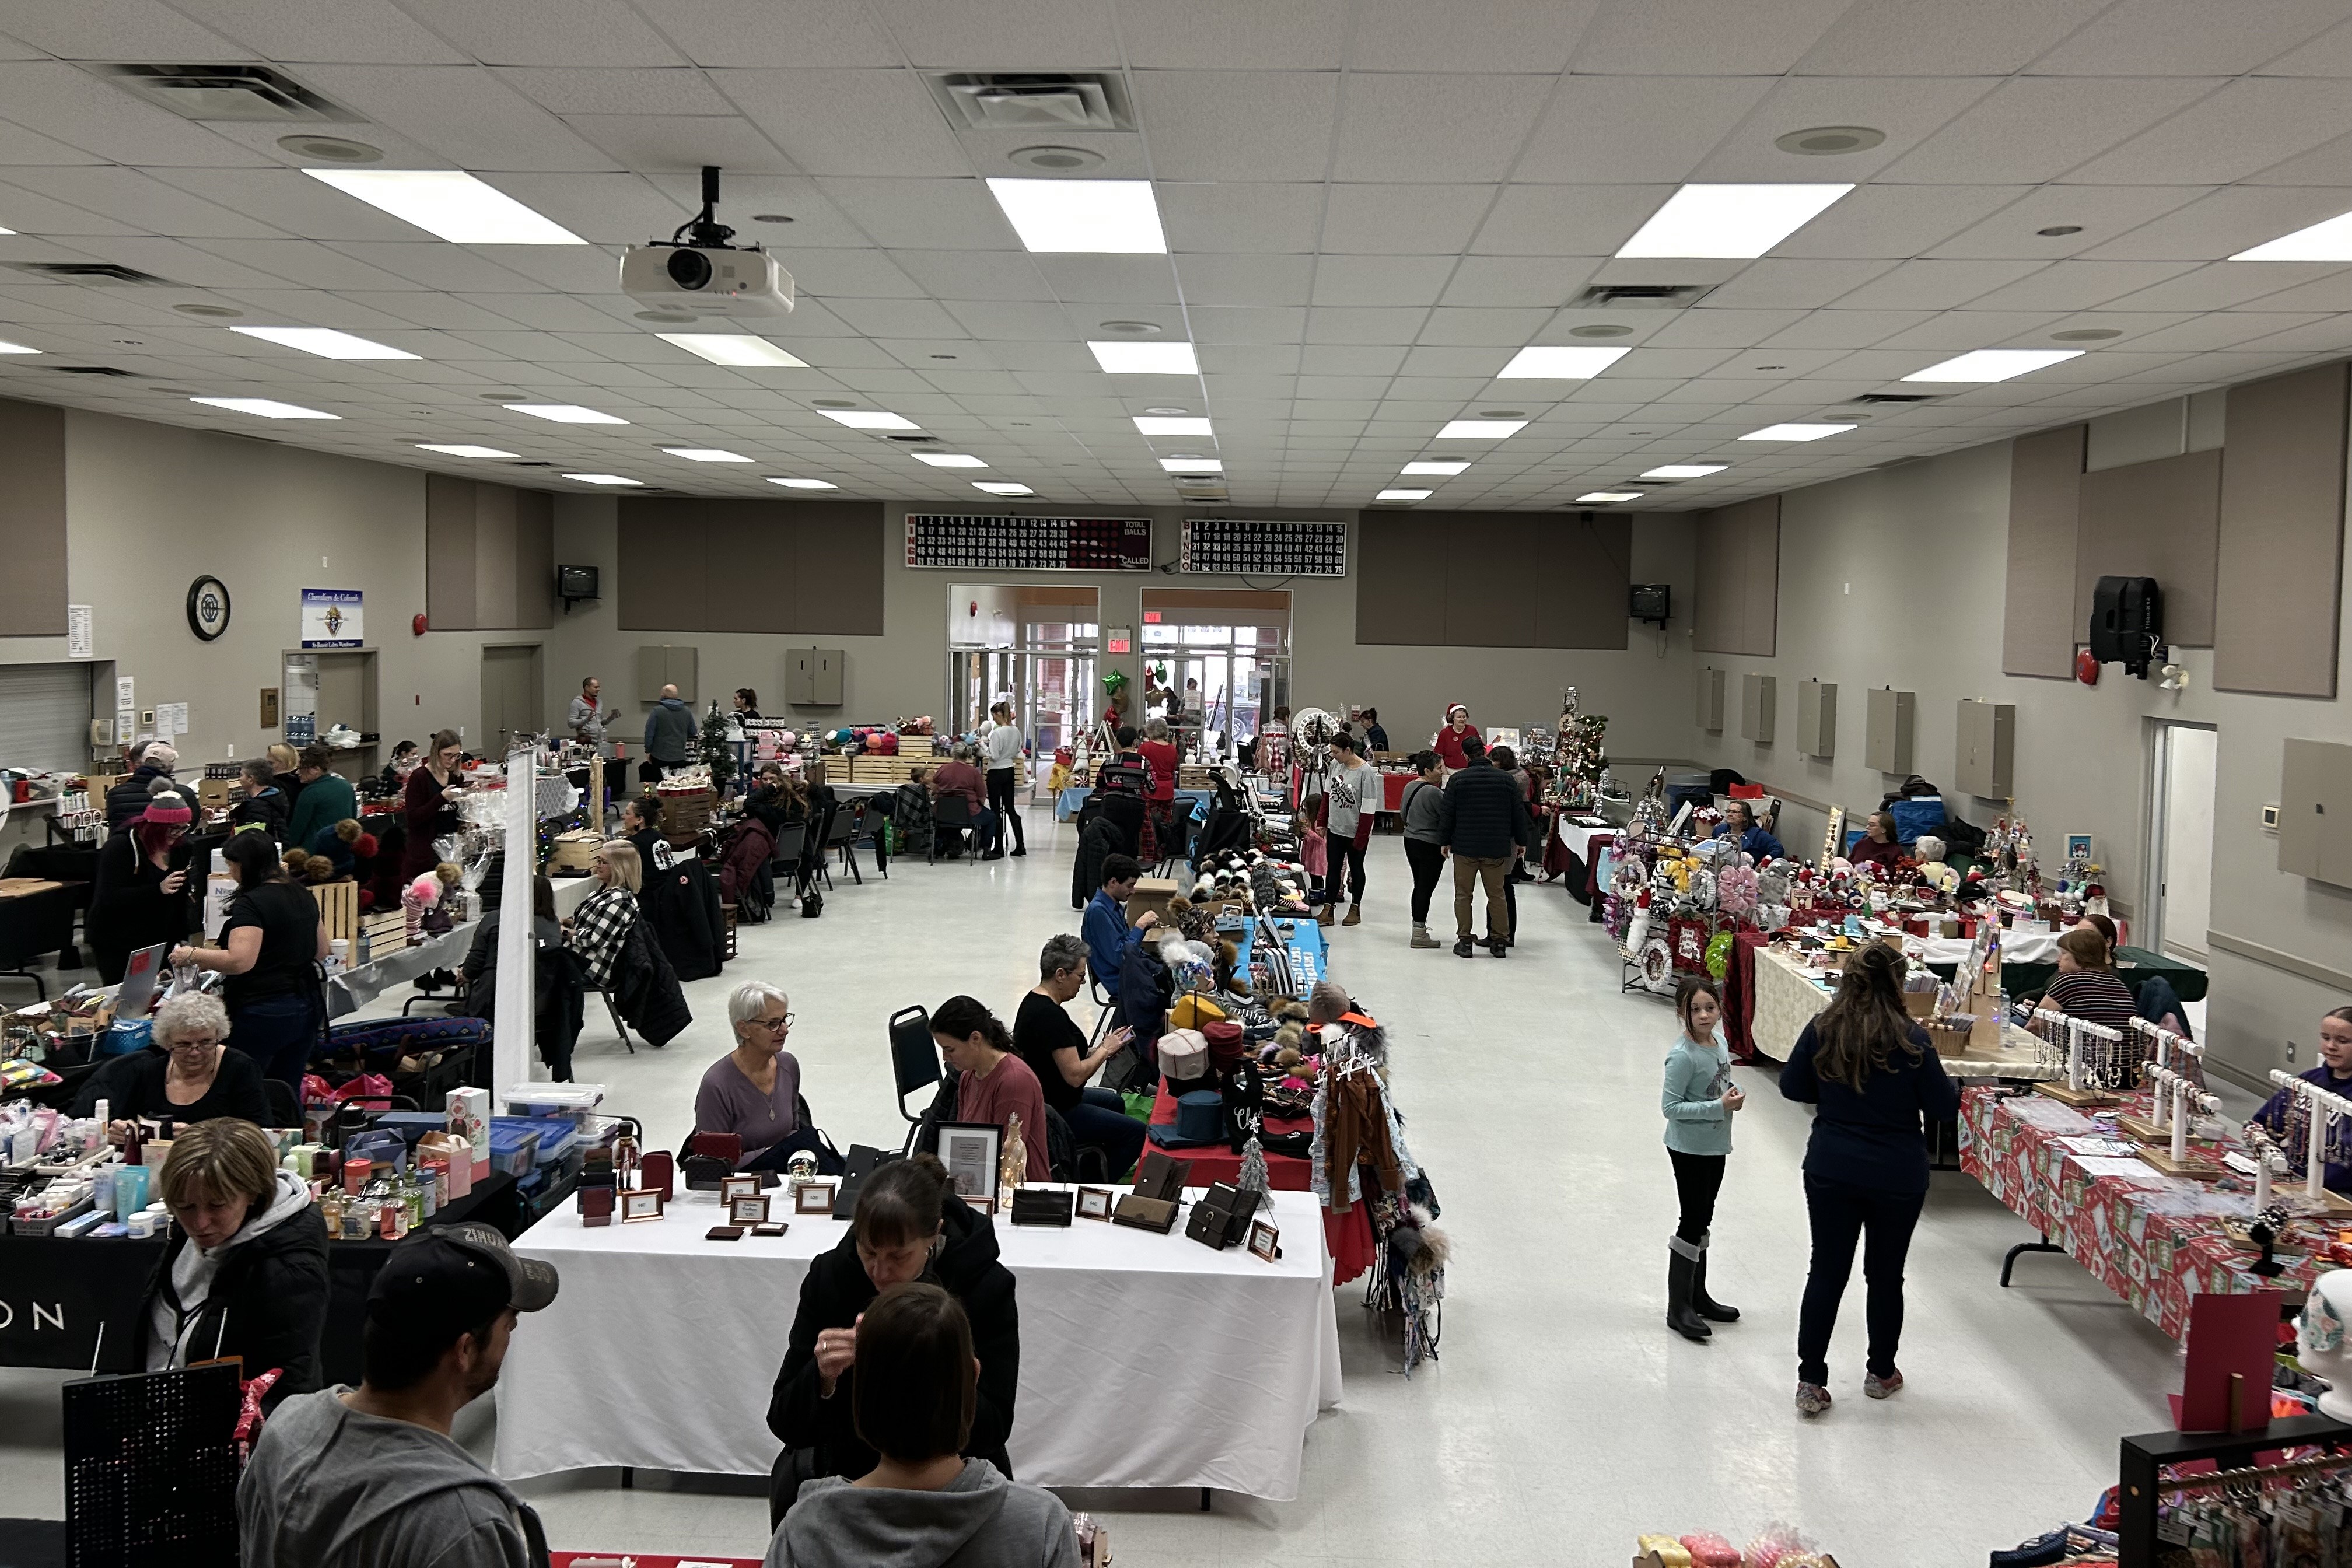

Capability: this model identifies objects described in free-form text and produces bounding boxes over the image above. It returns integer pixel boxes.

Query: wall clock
[186,576,231,641]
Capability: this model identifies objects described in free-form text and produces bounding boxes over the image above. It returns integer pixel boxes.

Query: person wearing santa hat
[1432,703,1482,773]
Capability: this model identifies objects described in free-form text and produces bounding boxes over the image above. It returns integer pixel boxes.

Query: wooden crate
[309,878,359,944]
[545,829,603,874]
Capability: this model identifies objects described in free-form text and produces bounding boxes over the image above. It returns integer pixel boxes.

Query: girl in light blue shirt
[1661,975,1744,1342]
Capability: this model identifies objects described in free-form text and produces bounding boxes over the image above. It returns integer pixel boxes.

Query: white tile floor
[0,816,2192,1561]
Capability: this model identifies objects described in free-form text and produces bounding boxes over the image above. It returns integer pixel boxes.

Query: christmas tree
[1236,1135,1269,1200]
[1552,687,1609,811]
[698,699,736,788]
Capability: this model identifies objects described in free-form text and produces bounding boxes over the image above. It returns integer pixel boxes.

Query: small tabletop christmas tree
[698,699,736,789]
[1551,686,1609,811]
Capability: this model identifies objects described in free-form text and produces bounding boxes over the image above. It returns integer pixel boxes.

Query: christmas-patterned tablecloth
[1750,944,1835,1063]
[1958,1086,2322,1340]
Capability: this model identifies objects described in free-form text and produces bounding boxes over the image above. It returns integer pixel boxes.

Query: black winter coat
[610,916,691,1047]
[106,768,198,829]
[136,1198,330,1412]
[1118,938,1176,1054]
[644,857,726,982]
[1436,760,1535,860]
[87,830,192,982]
[228,787,290,842]
[768,1194,1020,1483]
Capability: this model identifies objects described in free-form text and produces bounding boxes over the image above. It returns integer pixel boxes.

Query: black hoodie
[768,1193,1020,1483]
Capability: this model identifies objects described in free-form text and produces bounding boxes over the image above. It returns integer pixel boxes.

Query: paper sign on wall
[66,606,92,660]
[155,703,188,738]
[300,588,363,649]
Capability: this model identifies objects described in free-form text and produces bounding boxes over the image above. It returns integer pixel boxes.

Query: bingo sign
[300,588,363,649]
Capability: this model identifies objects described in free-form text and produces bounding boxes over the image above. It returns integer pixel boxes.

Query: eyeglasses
[757,1013,795,1031]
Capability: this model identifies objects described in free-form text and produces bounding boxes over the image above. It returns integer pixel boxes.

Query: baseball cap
[368,1223,559,1337]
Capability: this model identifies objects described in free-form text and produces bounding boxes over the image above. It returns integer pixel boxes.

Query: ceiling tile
[1513,75,1769,185]
[2085,186,2352,261]
[1958,260,2200,311]
[0,167,288,239]
[500,68,738,116]
[1185,306,1306,344]
[1158,182,1325,254]
[2,0,243,57]
[2101,260,2342,312]
[1300,344,1408,376]
[1929,186,2210,260]
[866,0,1122,68]
[2068,78,2352,186]
[1113,0,1349,69]
[388,0,687,65]
[1572,0,1857,74]
[1875,76,2222,185]
[562,114,796,175]
[2032,0,2346,74]
[623,0,900,66]
[1330,72,1551,184]
[2217,270,2352,314]
[1770,182,2017,261]
[776,247,928,299]
[1418,306,1556,345]
[1696,76,2001,184]
[1344,0,1601,72]
[1174,253,1314,308]
[0,64,265,168]
[1129,71,1340,183]
[1869,310,2067,349]
[1701,258,1898,309]
[1438,256,1600,307]
[1320,184,1495,254]
[1031,254,1181,304]
[894,251,1055,303]
[187,238,426,292]
[324,242,541,292]
[1310,254,1458,307]
[815,178,1015,250]
[1305,306,1429,344]
[1471,183,1674,256]
[1198,343,1302,376]
[1795,0,2111,74]
[716,71,969,178]
[298,65,621,171]
[171,0,473,64]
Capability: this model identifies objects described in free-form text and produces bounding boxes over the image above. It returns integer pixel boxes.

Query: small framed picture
[936,1121,1004,1211]
[793,1180,839,1216]
[729,1194,771,1226]
[1248,1220,1281,1262]
[621,1189,664,1223]
[1076,1186,1115,1222]
[720,1174,763,1204]
[751,1222,790,1238]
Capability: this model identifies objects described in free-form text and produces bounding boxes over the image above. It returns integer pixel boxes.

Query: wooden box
[546,830,603,874]
[309,879,359,944]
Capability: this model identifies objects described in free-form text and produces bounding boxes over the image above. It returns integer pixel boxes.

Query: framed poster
[300,588,363,649]
[937,1122,1004,1210]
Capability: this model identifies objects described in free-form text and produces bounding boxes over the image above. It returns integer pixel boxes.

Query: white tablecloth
[494,1185,1343,1499]
[1553,821,1616,863]
[1922,931,2059,965]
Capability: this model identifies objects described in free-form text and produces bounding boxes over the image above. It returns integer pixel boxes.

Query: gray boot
[1666,1235,1712,1342]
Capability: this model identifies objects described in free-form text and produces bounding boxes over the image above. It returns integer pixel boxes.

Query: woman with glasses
[106,992,270,1141]
[695,981,828,1171]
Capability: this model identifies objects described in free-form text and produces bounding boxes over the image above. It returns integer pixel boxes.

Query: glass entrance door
[1023,651,1094,802]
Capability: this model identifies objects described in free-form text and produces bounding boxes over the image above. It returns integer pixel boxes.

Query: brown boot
[1341,905,1362,926]
[1410,925,1439,949]
[1315,904,1335,926]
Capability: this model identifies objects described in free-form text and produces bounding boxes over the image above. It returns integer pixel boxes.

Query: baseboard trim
[2207,929,2352,992]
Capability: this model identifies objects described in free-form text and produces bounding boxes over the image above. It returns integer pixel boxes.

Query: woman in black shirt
[172,833,326,1092]
[1014,934,1144,1180]
[108,992,271,1136]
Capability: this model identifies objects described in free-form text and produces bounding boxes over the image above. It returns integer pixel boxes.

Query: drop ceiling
[5,0,2352,511]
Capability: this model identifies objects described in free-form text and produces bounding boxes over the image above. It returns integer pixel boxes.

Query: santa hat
[1446,703,1468,720]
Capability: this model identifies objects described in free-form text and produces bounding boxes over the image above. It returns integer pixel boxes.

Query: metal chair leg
[601,988,635,1055]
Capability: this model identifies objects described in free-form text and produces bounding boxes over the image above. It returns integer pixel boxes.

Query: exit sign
[1107,627,1132,654]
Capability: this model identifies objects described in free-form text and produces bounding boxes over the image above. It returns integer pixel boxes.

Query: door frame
[480,642,545,758]
[2143,718,2218,958]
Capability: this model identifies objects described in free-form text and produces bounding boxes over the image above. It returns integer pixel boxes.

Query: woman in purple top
[695,981,818,1171]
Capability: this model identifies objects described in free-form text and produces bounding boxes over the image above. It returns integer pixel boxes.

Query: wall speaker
[2087,575,2164,677]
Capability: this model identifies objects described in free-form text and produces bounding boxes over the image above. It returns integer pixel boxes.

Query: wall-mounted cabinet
[788,648,845,708]
[1864,688,1916,775]
[1796,680,1836,759]
[2278,739,2352,887]
[1740,672,1776,744]
[1696,667,1724,733]
[635,645,698,704]
[1955,699,2015,798]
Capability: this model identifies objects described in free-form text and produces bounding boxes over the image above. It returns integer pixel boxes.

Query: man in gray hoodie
[642,683,696,778]
[239,1224,561,1568]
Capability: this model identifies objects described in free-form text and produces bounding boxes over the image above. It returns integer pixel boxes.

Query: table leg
[2000,1234,2064,1287]
[621,1466,634,1490]
[1200,1488,1212,1513]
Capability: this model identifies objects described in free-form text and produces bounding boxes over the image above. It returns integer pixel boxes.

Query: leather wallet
[1184,1181,1263,1250]
[578,1186,614,1227]
[705,1225,745,1241]
[1131,1150,1191,1204]
[1112,1194,1181,1233]
[639,1152,674,1201]
[1010,1189,1074,1227]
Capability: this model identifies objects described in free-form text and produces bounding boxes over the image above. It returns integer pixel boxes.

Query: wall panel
[1354,516,1446,646]
[2003,424,2083,678]
[1357,510,1631,649]
[0,400,68,638]
[617,498,883,635]
[1692,495,1777,656]
[2074,447,2221,646]
[2215,362,2347,698]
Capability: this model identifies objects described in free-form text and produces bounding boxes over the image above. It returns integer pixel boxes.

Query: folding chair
[804,805,842,892]
[822,801,862,887]
[930,794,979,864]
[1086,973,1119,1048]
[597,986,635,1054]
[888,1004,942,1156]
[771,820,808,901]
[854,793,893,880]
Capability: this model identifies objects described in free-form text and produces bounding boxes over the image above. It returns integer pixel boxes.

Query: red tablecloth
[1959,1086,2321,1340]
[556,1558,760,1567]
[1380,772,1412,813]
[1149,1085,1376,1284]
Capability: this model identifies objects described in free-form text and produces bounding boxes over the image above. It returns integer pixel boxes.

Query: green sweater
[1661,1031,1734,1156]
[282,770,356,855]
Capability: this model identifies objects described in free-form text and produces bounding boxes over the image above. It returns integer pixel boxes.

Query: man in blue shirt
[1082,853,1158,1017]
[1715,799,1786,860]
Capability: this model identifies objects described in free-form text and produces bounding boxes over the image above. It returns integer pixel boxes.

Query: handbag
[800,888,823,918]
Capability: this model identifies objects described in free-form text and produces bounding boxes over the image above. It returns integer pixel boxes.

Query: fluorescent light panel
[662,447,752,463]
[1577,491,1643,503]
[303,169,585,245]
[656,332,808,368]
[1616,183,1853,260]
[1902,348,2084,383]
[817,408,919,430]
[232,325,416,360]
[1437,419,1525,440]
[564,474,642,486]
[1132,415,1212,436]
[1401,460,1469,475]
[0,339,37,354]
[1496,345,1629,379]
[985,178,1167,254]
[912,452,987,468]
[768,477,838,489]
[191,396,336,419]
[974,482,1034,495]
[1088,341,1197,375]
[2232,209,2352,261]
[1739,422,1854,442]
[1643,463,1727,478]
[1160,456,1222,474]
[1376,488,1431,501]
[416,443,520,459]
[506,402,627,424]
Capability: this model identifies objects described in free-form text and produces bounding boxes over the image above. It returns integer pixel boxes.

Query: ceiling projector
[620,164,793,318]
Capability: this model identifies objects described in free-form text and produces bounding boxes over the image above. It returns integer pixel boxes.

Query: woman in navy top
[1780,943,1958,1419]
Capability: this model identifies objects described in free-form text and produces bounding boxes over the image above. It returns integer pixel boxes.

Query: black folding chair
[853,793,892,880]
[929,794,979,864]
[597,987,635,1054]
[771,820,808,895]
[887,1004,942,1155]
[1086,974,1118,1048]
[821,801,861,887]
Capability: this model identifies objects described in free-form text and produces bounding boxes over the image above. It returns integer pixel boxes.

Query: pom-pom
[353,832,379,859]
[407,873,443,905]
[281,848,312,877]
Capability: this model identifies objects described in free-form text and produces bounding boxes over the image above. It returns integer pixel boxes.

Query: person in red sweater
[1432,703,1481,772]
[1846,810,1907,871]
[1137,716,1181,862]
[928,746,1000,859]
[931,996,1052,1181]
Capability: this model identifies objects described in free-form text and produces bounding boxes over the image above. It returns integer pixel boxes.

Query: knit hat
[137,796,192,827]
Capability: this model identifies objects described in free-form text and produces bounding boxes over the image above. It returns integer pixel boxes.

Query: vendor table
[328,878,597,1020]
[1145,1086,1376,1286]
[1959,1086,2315,1339]
[1921,941,2207,1005]
[1544,818,1616,918]
[1230,914,1325,991]
[494,1185,1343,1499]
[1745,944,2057,1072]
[1055,785,1212,823]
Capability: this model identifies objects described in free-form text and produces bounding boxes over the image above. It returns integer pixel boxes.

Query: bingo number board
[906,514,1150,572]
[65,1361,243,1567]
[1181,518,1347,577]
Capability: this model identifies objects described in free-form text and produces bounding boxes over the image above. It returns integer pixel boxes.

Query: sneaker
[1010,846,1027,858]
[1863,1370,1903,1400]
[1488,940,1508,957]
[1410,928,1440,950]
[1795,1382,1832,1418]
[1453,939,1476,958]
[1341,905,1362,927]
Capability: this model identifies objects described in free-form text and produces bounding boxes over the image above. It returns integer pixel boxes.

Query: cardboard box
[1128,876,1179,926]
[446,1088,491,1177]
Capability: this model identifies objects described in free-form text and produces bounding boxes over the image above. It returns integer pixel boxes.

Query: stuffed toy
[1716,852,1759,918]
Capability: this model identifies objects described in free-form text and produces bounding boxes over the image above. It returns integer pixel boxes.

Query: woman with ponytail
[1779,943,1958,1419]
[931,996,1052,1182]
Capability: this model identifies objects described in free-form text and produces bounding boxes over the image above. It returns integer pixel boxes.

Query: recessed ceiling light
[278,134,382,163]
[768,477,838,489]
[1739,422,1854,442]
[1643,464,1727,478]
[913,452,988,467]
[303,169,586,245]
[1096,320,1163,336]
[1437,419,1525,440]
[818,408,919,430]
[2052,328,2122,342]
[1616,183,1853,260]
[656,332,808,368]
[1007,145,1104,172]
[663,447,752,463]
[1497,345,1628,379]
[985,177,1167,253]
[1577,491,1643,503]
[1401,460,1469,475]
[635,310,696,324]
[1568,324,1633,338]
[2036,225,2084,237]
[974,481,1034,495]
[563,473,642,486]
[232,325,418,360]
[1902,348,2083,383]
[191,396,337,419]
[2233,210,2352,261]
[0,339,38,355]
[1161,456,1222,473]
[751,213,794,224]
[1133,414,1211,436]
[811,398,856,409]
[416,443,520,459]
[1089,341,1197,374]
[172,303,242,318]
[1376,488,1432,502]
[506,402,627,424]
[1773,125,1886,156]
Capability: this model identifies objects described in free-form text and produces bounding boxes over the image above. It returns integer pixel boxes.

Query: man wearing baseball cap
[239,1224,559,1568]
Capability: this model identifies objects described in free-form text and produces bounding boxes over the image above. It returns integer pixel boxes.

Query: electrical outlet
[2288,1040,2298,1063]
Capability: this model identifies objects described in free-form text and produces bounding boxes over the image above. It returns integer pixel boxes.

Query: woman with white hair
[107,992,271,1140]
[694,981,829,1171]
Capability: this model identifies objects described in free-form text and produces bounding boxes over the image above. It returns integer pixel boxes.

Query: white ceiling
[4,0,2352,511]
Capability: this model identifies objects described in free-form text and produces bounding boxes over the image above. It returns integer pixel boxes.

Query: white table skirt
[1553,821,1615,863]
[1922,931,2059,965]
[493,1185,1343,1500]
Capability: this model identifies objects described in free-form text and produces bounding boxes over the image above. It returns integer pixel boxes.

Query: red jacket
[932,760,986,813]
[1433,723,1481,771]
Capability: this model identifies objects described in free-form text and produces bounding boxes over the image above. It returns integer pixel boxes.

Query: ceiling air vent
[5,261,170,285]
[92,64,354,123]
[50,365,136,376]
[1567,283,1717,310]
[1852,393,1939,404]
[928,74,1135,132]
[886,433,939,443]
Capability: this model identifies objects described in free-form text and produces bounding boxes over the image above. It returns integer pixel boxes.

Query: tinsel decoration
[1236,1135,1270,1199]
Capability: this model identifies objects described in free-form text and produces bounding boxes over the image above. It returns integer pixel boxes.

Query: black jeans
[1319,833,1367,908]
[1796,1175,1927,1385]
[985,767,1025,851]
[1666,1148,1724,1245]
[228,992,320,1092]
[1403,839,1444,925]
[1063,1086,1146,1181]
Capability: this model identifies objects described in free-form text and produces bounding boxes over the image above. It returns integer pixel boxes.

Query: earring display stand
[2117,1414,2352,1568]
[2034,1012,2120,1108]
[64,1359,243,1567]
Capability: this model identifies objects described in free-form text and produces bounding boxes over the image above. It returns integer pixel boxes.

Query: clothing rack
[2118,1413,2352,1566]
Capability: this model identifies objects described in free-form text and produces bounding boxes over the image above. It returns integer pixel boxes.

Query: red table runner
[1148,1085,1375,1284]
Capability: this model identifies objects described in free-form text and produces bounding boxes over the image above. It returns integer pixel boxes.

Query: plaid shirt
[568,887,636,989]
